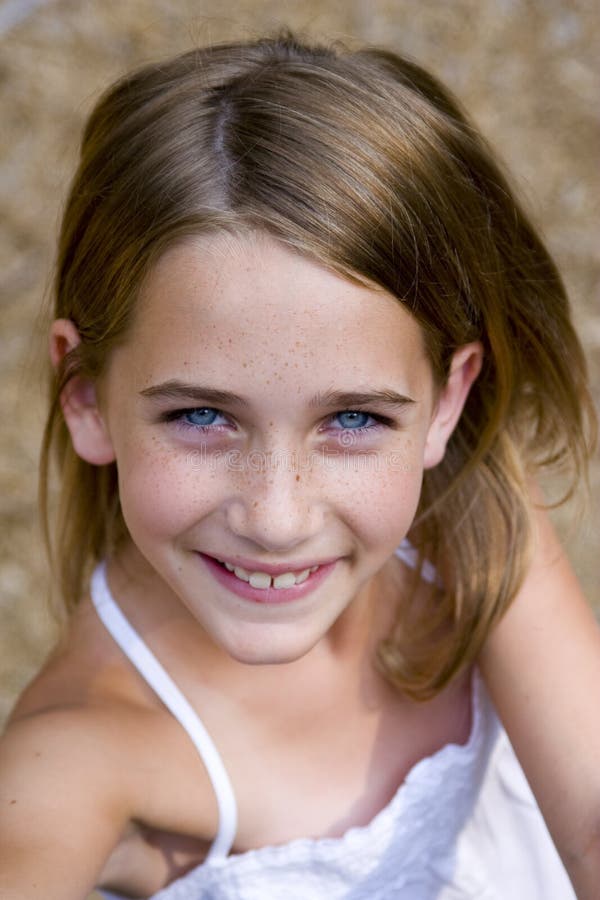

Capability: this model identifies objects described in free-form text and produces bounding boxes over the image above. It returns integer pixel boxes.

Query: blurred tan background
[1,0,599,742]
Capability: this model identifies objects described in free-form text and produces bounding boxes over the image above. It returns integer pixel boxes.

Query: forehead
[121,231,431,392]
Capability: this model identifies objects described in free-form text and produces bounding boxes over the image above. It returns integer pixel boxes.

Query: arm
[0,710,130,900]
[479,501,600,898]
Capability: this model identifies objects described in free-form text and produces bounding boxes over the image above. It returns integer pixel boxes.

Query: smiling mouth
[212,558,320,590]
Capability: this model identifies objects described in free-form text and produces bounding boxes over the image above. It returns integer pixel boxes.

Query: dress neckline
[91,545,492,876]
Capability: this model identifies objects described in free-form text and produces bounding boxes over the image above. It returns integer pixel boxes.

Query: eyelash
[161,407,393,436]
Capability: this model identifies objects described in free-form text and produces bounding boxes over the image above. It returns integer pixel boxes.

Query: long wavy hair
[40,32,596,698]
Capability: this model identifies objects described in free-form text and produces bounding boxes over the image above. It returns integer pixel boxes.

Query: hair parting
[40,31,596,697]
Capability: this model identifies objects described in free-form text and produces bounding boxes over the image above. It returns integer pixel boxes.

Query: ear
[423,342,483,470]
[50,319,116,466]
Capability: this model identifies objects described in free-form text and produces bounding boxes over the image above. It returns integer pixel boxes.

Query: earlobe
[50,319,116,466]
[423,342,483,470]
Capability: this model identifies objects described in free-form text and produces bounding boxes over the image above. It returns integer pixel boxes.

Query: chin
[219,628,319,667]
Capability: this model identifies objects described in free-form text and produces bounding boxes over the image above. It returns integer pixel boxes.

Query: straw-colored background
[1,0,598,738]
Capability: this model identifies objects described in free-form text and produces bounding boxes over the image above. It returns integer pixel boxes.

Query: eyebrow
[139,381,415,410]
[309,388,415,410]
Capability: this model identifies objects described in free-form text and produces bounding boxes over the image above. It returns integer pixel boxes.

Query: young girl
[1,32,598,900]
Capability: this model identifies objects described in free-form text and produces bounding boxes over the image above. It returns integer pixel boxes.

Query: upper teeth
[217,560,319,589]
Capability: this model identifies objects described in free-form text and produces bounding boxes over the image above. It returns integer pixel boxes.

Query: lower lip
[198,553,337,604]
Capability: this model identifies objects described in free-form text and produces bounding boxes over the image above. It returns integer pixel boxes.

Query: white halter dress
[92,542,575,899]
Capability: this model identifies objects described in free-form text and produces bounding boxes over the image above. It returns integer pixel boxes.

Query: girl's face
[56,231,480,665]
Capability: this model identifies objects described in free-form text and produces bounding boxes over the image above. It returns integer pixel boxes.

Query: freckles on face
[101,232,437,595]
[319,437,424,558]
[118,450,229,553]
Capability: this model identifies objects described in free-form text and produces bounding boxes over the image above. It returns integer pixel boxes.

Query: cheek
[115,442,223,540]
[325,447,425,550]
[363,468,423,545]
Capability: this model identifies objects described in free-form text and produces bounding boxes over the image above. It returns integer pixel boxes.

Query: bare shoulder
[0,602,165,898]
[2,592,180,810]
[0,700,141,898]
[0,598,221,897]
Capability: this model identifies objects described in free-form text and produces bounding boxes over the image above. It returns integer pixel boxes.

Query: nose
[224,449,324,553]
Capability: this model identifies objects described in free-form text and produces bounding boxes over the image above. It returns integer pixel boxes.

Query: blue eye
[334,411,374,430]
[165,407,230,432]
[329,410,390,436]
[182,408,222,427]
[162,407,391,438]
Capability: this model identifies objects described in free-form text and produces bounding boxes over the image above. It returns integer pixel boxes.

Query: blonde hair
[40,32,596,698]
